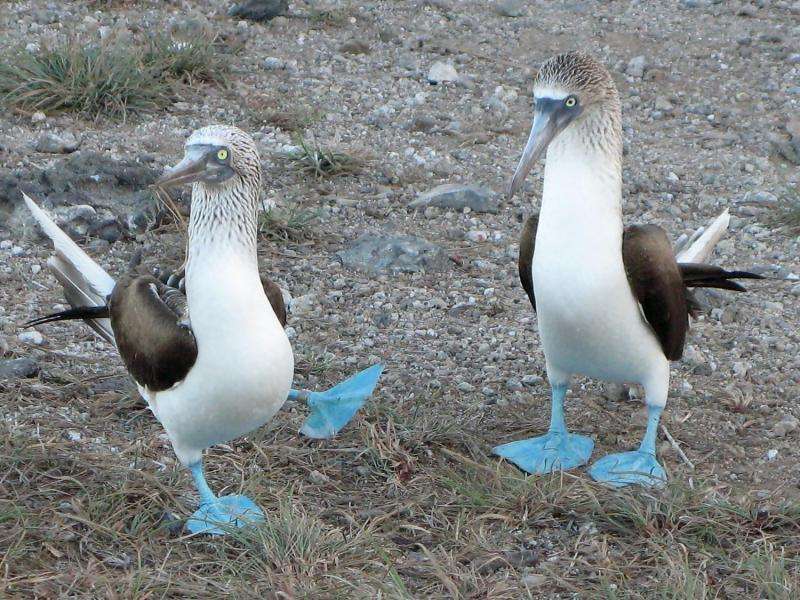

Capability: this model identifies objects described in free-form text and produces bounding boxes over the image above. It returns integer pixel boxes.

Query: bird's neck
[540,108,624,247]
[185,179,261,283]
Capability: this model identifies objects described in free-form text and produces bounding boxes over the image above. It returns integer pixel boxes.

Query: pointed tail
[679,263,764,293]
[22,192,116,345]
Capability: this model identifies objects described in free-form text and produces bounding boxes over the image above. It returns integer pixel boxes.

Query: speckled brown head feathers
[535,52,619,106]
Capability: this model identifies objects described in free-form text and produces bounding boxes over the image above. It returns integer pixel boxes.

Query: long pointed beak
[155,150,208,189]
[507,109,559,200]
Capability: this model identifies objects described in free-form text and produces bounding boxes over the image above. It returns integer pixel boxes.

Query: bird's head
[508,52,620,200]
[156,125,261,190]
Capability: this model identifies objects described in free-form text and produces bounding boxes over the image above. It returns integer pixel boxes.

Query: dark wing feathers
[261,276,287,327]
[622,225,688,361]
[518,214,538,311]
[109,275,198,392]
[679,262,763,292]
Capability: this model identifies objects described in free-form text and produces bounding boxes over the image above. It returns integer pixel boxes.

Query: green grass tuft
[283,137,363,179]
[0,34,228,119]
[259,205,320,242]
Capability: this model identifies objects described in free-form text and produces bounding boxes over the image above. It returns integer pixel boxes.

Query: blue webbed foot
[186,494,265,535]
[493,431,594,475]
[588,450,666,488]
[298,364,383,439]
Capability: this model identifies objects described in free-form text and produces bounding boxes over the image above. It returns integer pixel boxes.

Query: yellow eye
[217,149,228,161]
[565,97,577,108]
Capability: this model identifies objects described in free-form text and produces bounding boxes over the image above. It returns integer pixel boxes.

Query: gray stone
[0,357,40,379]
[229,0,288,21]
[338,234,449,274]
[769,414,799,438]
[339,39,370,54]
[495,0,526,17]
[18,331,44,345]
[427,61,459,84]
[35,132,80,154]
[263,57,288,70]
[410,184,497,213]
[626,55,647,78]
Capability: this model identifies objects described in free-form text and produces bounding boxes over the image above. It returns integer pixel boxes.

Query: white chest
[531,143,664,383]
[152,252,294,464]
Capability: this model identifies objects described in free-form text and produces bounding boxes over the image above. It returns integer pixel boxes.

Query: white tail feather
[22,192,117,344]
[676,209,730,264]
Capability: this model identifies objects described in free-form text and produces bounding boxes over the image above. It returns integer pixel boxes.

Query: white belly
[144,256,294,466]
[533,140,666,387]
[533,248,664,385]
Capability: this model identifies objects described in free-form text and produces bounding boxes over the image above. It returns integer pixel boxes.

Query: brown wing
[622,225,688,361]
[109,275,198,392]
[261,276,287,327]
[518,214,538,311]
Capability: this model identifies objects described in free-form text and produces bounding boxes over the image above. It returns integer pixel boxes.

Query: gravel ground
[1,1,799,597]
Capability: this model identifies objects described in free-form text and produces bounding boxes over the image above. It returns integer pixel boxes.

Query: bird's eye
[565,96,577,108]
[217,149,228,161]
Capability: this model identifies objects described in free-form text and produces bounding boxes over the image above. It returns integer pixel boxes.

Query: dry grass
[2,365,800,599]
[259,205,320,242]
[0,33,228,119]
[281,137,364,179]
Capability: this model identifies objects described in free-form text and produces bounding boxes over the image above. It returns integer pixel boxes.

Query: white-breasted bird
[494,52,761,487]
[23,125,382,532]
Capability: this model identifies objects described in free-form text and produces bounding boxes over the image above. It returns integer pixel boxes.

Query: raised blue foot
[186,494,265,535]
[588,450,666,488]
[493,431,594,474]
[294,364,384,439]
[589,404,667,488]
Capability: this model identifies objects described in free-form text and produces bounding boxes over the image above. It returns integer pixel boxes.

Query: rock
[339,39,370,54]
[506,378,523,392]
[31,111,46,123]
[289,293,316,315]
[308,470,329,485]
[0,334,8,356]
[0,357,40,379]
[521,574,547,588]
[495,0,525,17]
[766,449,779,461]
[338,234,449,274]
[769,415,799,438]
[228,0,288,21]
[458,381,475,392]
[18,331,44,345]
[263,57,288,70]
[409,114,437,133]
[770,133,800,165]
[51,204,124,243]
[427,61,459,84]
[521,374,543,386]
[410,184,497,213]
[626,55,647,78]
[35,131,80,154]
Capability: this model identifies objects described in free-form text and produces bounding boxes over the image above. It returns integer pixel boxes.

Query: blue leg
[292,364,383,439]
[588,405,667,488]
[493,383,594,474]
[185,461,265,535]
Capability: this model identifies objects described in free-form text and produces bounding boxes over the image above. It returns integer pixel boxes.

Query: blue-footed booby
[494,53,761,487]
[22,125,382,533]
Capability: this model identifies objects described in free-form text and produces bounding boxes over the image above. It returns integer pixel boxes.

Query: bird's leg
[185,460,265,536]
[294,364,384,439]
[588,404,667,488]
[493,382,594,474]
